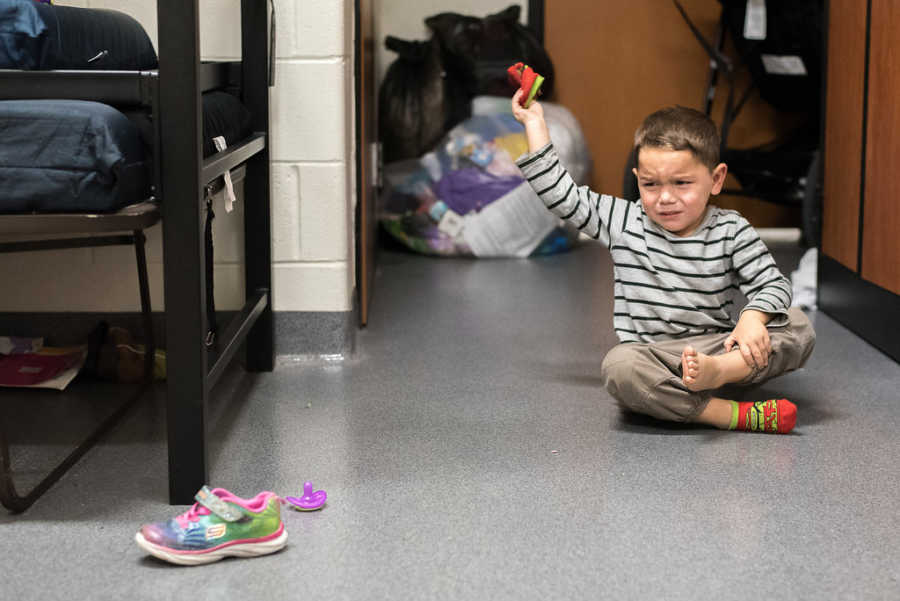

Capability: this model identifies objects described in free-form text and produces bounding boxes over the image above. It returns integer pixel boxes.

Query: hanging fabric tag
[212,136,236,213]
[743,0,767,40]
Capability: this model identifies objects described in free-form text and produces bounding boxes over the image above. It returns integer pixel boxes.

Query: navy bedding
[201,91,253,158]
[0,0,157,70]
[0,94,253,213]
[0,1,253,213]
[0,100,151,213]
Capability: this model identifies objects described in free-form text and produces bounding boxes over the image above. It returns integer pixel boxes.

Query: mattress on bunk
[0,0,157,70]
[202,91,254,158]
[119,91,253,160]
[0,99,151,213]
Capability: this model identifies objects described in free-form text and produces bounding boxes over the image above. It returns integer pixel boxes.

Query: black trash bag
[379,36,464,164]
[378,5,554,163]
[425,5,554,99]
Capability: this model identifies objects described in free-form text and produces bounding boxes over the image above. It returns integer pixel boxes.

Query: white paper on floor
[791,247,817,310]
[461,182,558,257]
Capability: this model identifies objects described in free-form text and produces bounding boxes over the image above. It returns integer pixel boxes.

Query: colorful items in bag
[135,486,287,565]
[433,167,522,215]
[507,62,545,108]
[379,112,579,258]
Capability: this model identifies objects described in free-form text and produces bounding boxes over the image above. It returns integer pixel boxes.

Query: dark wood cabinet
[820,0,900,362]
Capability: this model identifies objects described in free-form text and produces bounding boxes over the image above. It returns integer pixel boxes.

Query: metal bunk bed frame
[0,0,273,510]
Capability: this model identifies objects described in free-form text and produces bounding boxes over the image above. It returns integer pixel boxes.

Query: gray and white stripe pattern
[517,143,792,343]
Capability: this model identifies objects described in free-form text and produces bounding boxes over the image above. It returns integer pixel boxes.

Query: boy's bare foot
[681,346,753,392]
[681,346,720,391]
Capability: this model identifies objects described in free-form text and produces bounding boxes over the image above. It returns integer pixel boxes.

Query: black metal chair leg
[134,229,155,383]
[0,423,25,512]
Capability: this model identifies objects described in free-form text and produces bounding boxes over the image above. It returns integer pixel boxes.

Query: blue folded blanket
[0,0,157,70]
[0,100,150,213]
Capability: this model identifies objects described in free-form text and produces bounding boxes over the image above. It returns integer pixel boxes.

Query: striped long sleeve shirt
[517,143,792,343]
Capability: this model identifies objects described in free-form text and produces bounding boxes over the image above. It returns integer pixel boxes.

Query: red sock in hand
[730,398,797,434]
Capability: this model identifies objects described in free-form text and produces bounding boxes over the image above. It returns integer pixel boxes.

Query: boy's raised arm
[511,92,630,248]
[511,89,551,152]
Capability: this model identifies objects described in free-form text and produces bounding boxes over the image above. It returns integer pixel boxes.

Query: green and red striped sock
[728,398,797,434]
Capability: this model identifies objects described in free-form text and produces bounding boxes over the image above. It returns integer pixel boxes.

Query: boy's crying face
[633,147,727,237]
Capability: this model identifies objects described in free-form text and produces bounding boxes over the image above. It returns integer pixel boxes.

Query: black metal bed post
[241,0,274,372]
[158,0,210,504]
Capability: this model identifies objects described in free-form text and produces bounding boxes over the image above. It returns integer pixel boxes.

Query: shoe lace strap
[176,502,210,527]
[176,486,245,528]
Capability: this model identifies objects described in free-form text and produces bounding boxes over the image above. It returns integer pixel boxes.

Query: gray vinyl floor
[2,241,899,601]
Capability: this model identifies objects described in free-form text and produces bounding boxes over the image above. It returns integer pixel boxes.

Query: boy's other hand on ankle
[725,310,772,368]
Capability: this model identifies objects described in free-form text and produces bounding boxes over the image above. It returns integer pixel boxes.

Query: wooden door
[544,0,803,227]
[356,0,377,326]
[861,0,900,295]
[822,0,867,272]
[819,0,900,363]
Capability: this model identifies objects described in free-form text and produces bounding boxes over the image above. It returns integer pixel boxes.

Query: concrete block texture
[271,164,303,262]
[0,257,161,312]
[0,255,248,312]
[298,162,349,262]
[276,0,346,58]
[52,1,90,9]
[271,161,353,264]
[57,0,245,60]
[198,0,242,59]
[273,262,351,312]
[270,59,348,162]
[57,0,157,53]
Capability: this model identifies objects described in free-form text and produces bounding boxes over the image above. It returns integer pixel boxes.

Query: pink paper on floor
[0,347,87,389]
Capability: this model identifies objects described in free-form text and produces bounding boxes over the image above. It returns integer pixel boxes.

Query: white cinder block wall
[0,1,356,323]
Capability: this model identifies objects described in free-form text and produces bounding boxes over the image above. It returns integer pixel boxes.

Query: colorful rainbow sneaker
[135,486,287,565]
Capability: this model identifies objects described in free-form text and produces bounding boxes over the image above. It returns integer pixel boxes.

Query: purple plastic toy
[284,481,327,511]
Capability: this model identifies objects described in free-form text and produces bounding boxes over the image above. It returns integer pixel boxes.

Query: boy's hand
[724,310,772,369]
[510,89,544,124]
[511,90,550,152]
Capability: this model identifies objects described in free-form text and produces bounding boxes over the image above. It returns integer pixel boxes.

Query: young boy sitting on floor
[511,91,815,433]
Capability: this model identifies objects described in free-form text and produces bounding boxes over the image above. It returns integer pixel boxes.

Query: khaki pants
[600,308,816,422]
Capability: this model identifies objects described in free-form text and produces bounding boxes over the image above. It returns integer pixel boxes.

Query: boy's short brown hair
[633,106,720,171]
